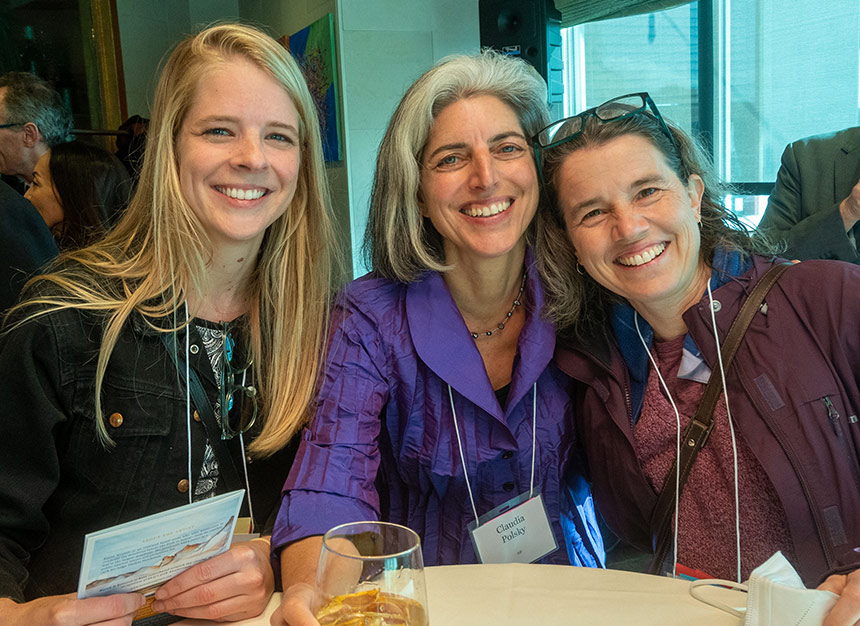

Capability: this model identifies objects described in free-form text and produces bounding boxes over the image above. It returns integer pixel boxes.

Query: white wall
[338,0,479,276]
[115,0,240,118]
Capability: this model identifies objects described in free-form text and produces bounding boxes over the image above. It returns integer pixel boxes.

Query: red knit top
[633,335,794,579]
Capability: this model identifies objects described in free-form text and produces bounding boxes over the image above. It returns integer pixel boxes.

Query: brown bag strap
[647,261,792,575]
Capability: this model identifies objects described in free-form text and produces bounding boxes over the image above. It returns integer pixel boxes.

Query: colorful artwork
[281,14,341,162]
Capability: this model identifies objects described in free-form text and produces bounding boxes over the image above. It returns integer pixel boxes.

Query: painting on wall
[280,14,342,163]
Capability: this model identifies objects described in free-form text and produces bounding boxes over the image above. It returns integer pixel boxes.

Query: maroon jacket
[556,255,860,585]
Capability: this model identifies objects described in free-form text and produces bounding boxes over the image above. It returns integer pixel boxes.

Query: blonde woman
[0,23,335,625]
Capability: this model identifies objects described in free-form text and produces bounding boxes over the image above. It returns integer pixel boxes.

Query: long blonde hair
[8,23,337,457]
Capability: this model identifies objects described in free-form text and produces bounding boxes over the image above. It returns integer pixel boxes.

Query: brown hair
[536,109,775,341]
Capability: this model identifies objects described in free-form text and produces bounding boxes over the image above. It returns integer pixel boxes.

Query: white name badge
[468,492,558,564]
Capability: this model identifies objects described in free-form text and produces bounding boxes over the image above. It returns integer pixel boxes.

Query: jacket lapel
[504,260,554,416]
[406,271,502,420]
[405,260,554,423]
[836,130,860,211]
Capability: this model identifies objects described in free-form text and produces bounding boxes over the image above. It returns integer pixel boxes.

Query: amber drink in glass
[314,521,428,626]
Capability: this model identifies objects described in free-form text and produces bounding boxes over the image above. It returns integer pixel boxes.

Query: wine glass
[314,521,428,626]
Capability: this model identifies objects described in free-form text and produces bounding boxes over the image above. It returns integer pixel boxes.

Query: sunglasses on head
[532,92,679,176]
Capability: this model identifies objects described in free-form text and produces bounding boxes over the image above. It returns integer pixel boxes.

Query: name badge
[231,516,260,543]
[468,492,558,564]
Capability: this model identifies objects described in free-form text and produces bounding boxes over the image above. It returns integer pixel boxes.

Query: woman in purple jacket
[274,51,604,625]
[534,93,860,624]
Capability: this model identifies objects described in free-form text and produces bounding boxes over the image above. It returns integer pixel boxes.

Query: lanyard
[448,382,538,526]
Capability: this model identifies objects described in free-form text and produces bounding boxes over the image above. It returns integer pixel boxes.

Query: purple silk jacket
[272,260,603,568]
[556,255,860,585]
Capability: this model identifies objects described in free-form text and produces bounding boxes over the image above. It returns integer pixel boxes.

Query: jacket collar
[608,248,754,421]
[405,249,554,423]
[839,127,860,155]
[837,129,860,212]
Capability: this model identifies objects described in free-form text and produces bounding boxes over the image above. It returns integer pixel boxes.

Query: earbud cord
[238,369,256,533]
[634,313,682,574]
[635,282,742,583]
[184,302,193,505]
[706,280,741,583]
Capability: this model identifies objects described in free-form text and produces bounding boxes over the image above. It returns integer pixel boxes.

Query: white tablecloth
[178,563,745,625]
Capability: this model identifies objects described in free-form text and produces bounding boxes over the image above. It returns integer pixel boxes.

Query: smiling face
[555,133,708,316]
[418,95,539,266]
[24,150,64,231]
[175,57,301,254]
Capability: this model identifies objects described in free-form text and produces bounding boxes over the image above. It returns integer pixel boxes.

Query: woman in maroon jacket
[534,93,860,625]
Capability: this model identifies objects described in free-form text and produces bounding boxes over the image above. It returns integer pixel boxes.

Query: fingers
[820,574,849,595]
[10,593,146,626]
[152,541,274,621]
[153,591,261,622]
[822,571,860,626]
[152,569,269,620]
[155,549,246,600]
[279,583,320,626]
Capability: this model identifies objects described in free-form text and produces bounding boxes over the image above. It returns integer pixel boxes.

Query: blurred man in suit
[0,180,57,311]
[0,72,72,192]
[758,126,860,263]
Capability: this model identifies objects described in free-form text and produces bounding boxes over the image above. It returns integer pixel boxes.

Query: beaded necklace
[469,271,527,339]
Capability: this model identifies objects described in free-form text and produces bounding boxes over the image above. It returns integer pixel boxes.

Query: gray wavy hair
[0,72,72,147]
[364,49,550,282]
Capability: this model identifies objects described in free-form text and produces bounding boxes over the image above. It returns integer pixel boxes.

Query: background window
[562,0,860,226]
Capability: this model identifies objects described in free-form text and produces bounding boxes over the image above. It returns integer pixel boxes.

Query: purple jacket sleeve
[270,290,390,569]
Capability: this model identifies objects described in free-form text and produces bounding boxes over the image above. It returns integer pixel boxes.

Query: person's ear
[687,174,705,222]
[20,122,42,147]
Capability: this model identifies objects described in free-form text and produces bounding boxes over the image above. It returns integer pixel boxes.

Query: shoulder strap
[159,330,244,491]
[648,261,792,574]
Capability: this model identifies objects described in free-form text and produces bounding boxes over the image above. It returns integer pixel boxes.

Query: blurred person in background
[0,179,56,312]
[758,126,860,263]
[25,140,131,250]
[0,71,71,192]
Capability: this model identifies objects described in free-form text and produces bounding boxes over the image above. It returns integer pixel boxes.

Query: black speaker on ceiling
[479,0,563,104]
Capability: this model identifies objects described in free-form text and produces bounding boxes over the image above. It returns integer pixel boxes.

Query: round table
[178,563,745,625]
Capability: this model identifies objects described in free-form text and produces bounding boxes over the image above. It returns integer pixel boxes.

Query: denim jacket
[0,306,296,602]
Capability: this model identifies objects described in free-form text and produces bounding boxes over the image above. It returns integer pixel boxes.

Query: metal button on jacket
[109,412,123,428]
[177,479,190,493]
[193,410,201,422]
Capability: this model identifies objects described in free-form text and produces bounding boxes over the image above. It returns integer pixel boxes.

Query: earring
[575,262,585,276]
